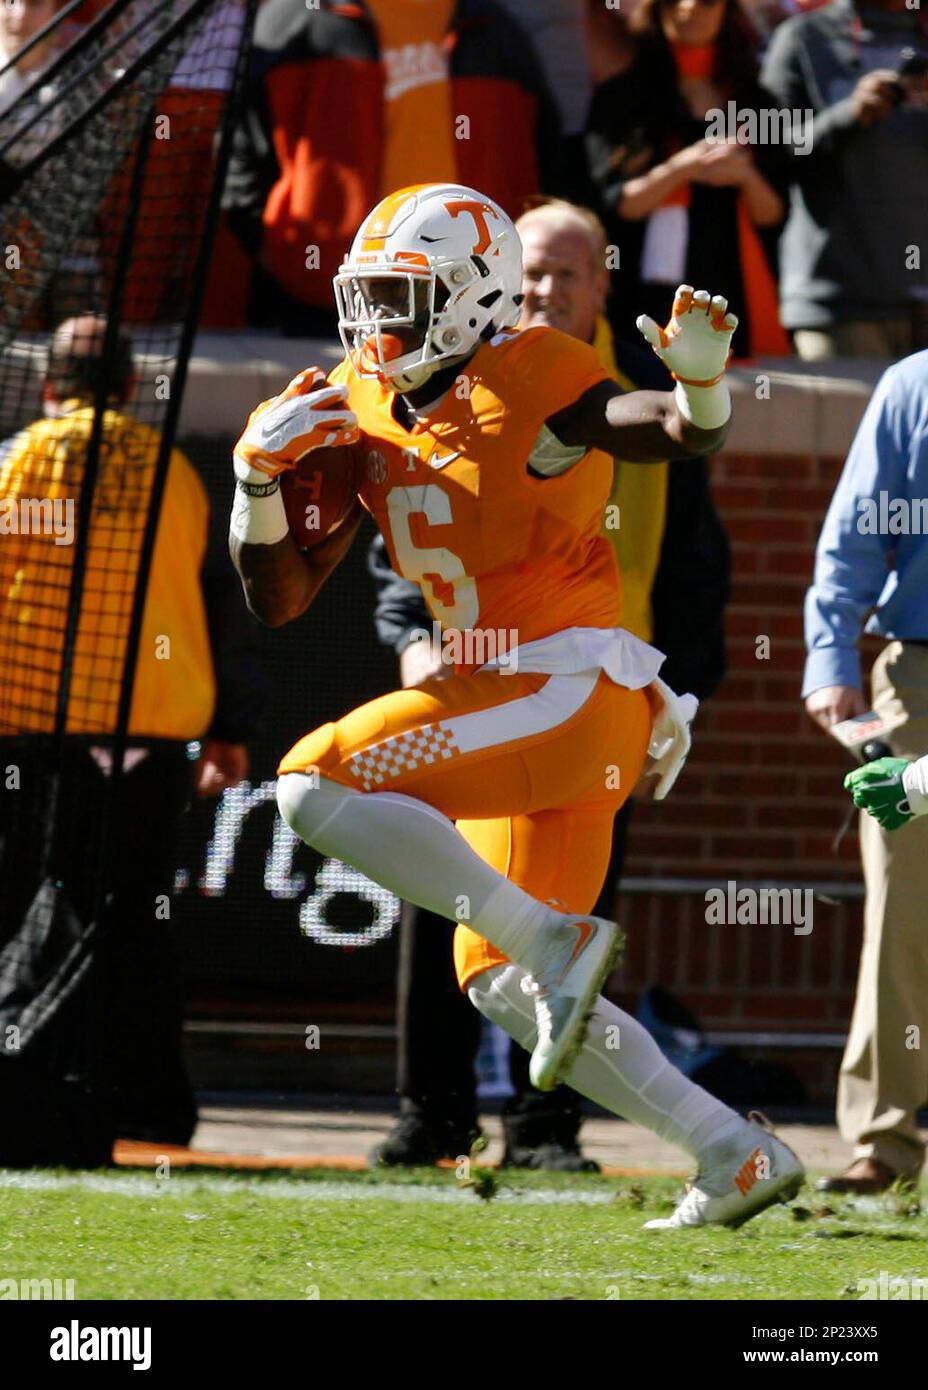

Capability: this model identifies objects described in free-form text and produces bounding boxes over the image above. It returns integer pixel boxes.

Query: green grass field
[1,1166,925,1301]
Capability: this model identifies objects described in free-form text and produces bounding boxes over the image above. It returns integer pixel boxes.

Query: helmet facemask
[335,257,499,394]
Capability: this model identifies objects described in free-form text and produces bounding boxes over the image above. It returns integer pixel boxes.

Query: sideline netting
[0,0,256,1161]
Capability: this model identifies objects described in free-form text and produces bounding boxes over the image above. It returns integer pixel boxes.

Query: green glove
[844,757,914,832]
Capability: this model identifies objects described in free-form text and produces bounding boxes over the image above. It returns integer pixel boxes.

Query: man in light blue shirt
[803,349,928,1193]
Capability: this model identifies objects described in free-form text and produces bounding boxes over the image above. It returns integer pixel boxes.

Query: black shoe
[501,1139,600,1173]
[369,1114,481,1168]
[501,1094,600,1173]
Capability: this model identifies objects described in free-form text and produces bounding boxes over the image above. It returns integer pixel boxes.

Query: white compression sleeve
[673,378,731,431]
[229,476,289,546]
[902,755,928,816]
[276,774,563,971]
[469,962,740,1160]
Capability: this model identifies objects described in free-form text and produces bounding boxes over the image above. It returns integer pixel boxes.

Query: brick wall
[615,450,873,1039]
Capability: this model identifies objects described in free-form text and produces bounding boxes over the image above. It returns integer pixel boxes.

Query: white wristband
[901,756,928,817]
[230,478,289,546]
[673,377,731,432]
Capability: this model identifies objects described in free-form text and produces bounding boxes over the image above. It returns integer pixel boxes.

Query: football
[279,438,364,549]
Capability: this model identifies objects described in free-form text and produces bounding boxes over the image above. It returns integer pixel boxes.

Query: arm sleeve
[802,370,907,697]
[201,494,270,742]
[466,0,568,196]
[367,533,432,655]
[584,74,637,215]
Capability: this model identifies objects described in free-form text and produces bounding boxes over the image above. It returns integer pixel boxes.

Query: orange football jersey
[329,325,623,667]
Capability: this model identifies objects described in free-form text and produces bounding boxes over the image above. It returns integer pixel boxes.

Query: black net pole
[104,0,258,812]
[75,0,258,1151]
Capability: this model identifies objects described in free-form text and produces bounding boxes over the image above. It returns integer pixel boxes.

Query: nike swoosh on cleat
[563,920,596,973]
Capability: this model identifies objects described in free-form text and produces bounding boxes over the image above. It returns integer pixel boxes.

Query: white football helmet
[334,183,523,393]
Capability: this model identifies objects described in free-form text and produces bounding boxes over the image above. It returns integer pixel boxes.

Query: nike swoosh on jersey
[429,450,461,469]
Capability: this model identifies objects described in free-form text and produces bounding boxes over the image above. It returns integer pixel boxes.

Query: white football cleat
[524,915,622,1093]
[643,1114,804,1231]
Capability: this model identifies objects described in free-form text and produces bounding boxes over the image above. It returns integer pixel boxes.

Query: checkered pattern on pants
[348,722,460,790]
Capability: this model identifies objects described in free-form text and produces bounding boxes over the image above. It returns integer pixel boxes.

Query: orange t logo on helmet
[447,200,498,255]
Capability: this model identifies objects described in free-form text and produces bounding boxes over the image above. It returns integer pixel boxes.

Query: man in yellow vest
[0,316,266,1147]
[367,199,730,1168]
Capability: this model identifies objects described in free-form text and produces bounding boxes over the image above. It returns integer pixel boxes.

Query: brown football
[279,439,364,549]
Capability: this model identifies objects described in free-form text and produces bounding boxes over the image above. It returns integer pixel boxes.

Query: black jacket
[585,36,787,358]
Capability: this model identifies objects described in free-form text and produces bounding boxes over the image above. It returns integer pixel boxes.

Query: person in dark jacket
[761,0,928,360]
[223,0,564,335]
[585,0,790,360]
[367,200,730,1169]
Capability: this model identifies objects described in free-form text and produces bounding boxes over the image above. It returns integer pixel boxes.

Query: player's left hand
[234,367,359,481]
[844,756,915,831]
[196,740,250,798]
[637,286,738,387]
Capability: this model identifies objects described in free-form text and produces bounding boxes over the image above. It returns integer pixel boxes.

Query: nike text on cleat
[525,915,622,1093]
[643,1114,805,1231]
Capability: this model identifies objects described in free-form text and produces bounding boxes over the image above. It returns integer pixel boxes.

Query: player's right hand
[234,368,359,481]
[844,757,915,832]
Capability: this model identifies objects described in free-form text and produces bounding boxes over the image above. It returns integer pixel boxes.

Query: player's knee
[277,770,350,847]
[277,720,339,778]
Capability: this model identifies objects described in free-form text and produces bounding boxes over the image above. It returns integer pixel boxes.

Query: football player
[230,182,804,1229]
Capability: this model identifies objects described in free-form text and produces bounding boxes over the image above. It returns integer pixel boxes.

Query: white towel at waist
[478,626,698,800]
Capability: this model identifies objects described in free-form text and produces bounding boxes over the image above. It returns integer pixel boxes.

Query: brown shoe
[817,1157,913,1195]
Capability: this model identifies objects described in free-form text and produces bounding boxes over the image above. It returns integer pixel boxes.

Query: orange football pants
[278,669,654,990]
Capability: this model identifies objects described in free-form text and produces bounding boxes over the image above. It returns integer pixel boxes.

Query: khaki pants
[840,641,928,1176]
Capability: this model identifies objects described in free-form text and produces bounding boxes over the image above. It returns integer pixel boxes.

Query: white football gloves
[230,367,359,547]
[638,285,738,431]
[233,367,359,485]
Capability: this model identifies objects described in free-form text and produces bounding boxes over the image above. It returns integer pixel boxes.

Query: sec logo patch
[365,449,388,484]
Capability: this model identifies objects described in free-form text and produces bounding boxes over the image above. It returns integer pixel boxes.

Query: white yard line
[0,1170,621,1206]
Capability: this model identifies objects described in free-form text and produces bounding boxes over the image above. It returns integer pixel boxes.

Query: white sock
[277,773,563,971]
[469,961,742,1161]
